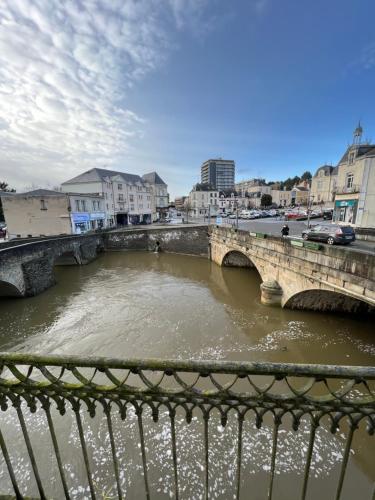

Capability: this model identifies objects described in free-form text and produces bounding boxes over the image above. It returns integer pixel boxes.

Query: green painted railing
[0,353,374,499]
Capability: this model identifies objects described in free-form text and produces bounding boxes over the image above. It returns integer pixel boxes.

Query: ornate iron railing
[0,353,374,499]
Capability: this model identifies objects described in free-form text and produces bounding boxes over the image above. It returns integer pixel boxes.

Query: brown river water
[0,251,373,499]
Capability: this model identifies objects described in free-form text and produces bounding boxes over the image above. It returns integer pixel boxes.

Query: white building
[62,168,165,225]
[218,192,250,213]
[188,188,219,217]
[333,125,375,227]
[142,172,169,220]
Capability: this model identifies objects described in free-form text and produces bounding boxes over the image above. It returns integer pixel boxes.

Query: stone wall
[0,233,103,297]
[104,226,209,256]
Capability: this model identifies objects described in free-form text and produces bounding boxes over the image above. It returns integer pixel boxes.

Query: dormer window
[348,151,355,164]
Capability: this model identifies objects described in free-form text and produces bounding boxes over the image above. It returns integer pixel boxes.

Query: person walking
[281,224,289,237]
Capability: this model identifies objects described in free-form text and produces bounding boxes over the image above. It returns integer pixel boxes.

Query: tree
[301,171,312,182]
[261,194,272,207]
[183,198,192,224]
[0,182,16,221]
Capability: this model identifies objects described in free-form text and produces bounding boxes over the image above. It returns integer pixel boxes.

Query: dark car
[302,224,355,245]
[323,209,333,220]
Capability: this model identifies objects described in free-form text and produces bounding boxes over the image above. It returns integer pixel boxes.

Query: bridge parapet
[209,226,375,313]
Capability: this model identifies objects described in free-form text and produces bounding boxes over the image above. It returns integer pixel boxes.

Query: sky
[0,0,375,199]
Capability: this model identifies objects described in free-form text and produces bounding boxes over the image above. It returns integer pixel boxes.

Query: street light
[307,194,315,228]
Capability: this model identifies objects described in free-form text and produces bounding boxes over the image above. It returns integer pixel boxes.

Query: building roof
[62,167,142,185]
[338,145,375,165]
[142,172,167,185]
[18,189,64,197]
[313,165,336,178]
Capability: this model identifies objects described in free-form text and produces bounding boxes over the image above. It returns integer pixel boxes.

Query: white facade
[62,168,167,225]
[189,189,219,217]
[218,193,250,212]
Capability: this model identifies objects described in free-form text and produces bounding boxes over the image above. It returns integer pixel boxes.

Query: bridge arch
[54,250,80,266]
[222,250,254,268]
[0,280,22,297]
[284,289,375,314]
[221,249,265,281]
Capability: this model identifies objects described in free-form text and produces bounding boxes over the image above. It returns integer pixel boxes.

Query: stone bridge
[0,234,104,297]
[209,226,375,313]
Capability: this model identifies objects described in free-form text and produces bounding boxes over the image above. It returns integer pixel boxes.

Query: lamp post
[307,194,314,228]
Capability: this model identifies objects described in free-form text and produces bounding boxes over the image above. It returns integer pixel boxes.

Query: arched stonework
[0,280,22,297]
[284,289,375,314]
[222,250,254,268]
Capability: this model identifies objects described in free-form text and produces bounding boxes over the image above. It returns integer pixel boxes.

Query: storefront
[71,213,90,234]
[334,199,358,225]
[90,212,106,230]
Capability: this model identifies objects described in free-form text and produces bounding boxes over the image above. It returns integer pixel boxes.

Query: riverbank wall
[104,225,210,257]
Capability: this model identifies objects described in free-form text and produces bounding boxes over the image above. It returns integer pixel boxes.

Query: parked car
[323,209,333,220]
[302,224,355,245]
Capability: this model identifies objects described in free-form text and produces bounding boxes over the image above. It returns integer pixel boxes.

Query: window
[40,199,47,210]
[81,200,86,211]
[118,194,123,201]
[317,181,323,190]
[346,173,354,189]
[130,204,134,211]
[130,194,134,202]
[75,200,80,211]
[138,195,142,200]
[348,151,355,164]
[118,183,122,190]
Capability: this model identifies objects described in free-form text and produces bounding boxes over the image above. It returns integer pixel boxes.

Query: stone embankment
[104,225,209,256]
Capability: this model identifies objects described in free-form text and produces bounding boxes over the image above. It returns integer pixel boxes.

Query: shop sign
[335,200,356,208]
[90,212,106,220]
[71,213,89,223]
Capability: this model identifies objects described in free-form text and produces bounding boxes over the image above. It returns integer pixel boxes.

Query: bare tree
[183,198,192,224]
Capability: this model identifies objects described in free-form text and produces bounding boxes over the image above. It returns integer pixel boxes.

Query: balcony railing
[0,352,374,499]
[335,185,361,195]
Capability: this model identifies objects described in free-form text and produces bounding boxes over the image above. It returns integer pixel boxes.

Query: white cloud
[0,0,211,190]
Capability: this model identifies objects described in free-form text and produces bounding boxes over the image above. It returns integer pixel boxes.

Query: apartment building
[142,172,169,220]
[1,189,105,238]
[62,168,166,225]
[333,134,375,227]
[189,187,219,217]
[309,125,375,227]
[310,165,337,206]
[218,192,250,213]
[271,189,292,207]
[201,159,235,191]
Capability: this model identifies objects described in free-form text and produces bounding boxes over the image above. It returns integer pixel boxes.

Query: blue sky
[1,0,375,198]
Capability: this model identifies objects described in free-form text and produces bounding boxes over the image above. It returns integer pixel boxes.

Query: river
[0,251,373,499]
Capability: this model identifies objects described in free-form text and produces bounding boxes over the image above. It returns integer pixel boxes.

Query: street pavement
[221,217,375,254]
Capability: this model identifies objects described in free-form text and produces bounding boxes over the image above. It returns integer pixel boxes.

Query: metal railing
[335,185,361,195]
[0,352,374,499]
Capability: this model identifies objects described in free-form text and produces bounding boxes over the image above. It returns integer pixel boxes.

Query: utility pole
[307,194,314,228]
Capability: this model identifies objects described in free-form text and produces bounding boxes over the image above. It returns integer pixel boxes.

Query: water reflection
[0,252,373,498]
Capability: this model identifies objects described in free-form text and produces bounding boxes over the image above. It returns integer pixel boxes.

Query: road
[218,216,375,254]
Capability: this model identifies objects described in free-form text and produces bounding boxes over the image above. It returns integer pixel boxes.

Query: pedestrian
[281,224,289,237]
